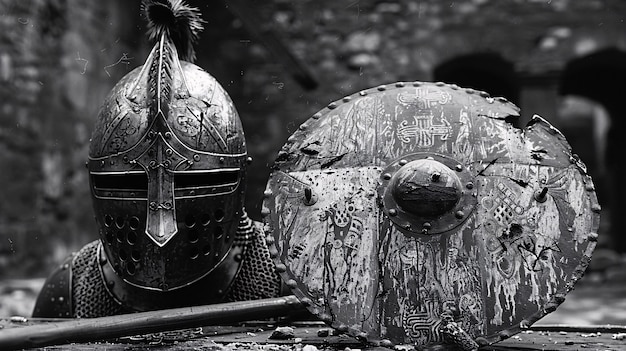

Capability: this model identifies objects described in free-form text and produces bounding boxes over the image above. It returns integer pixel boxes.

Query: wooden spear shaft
[0,295,306,351]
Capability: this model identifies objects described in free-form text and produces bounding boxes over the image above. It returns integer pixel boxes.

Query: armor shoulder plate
[31,255,73,318]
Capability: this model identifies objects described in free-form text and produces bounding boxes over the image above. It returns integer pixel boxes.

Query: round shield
[262,82,600,349]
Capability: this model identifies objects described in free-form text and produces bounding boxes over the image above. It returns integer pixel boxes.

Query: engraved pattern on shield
[284,84,520,172]
[378,217,484,346]
[476,163,598,336]
[269,168,382,336]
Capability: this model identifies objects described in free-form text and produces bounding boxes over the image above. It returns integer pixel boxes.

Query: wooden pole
[0,295,306,351]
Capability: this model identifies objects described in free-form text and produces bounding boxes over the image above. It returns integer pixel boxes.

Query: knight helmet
[87,0,249,291]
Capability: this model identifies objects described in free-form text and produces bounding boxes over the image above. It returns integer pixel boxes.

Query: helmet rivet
[263,189,273,197]
[165,149,173,156]
[455,164,463,172]
[193,154,200,162]
[122,156,129,163]
[219,157,225,163]
[100,160,105,167]
[383,173,392,180]
[388,208,397,216]
[164,132,172,139]
[287,279,297,288]
[423,222,432,229]
[430,172,441,182]
[466,182,474,189]
[246,156,253,164]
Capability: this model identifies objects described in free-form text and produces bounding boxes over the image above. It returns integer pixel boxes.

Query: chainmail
[225,220,282,301]
[72,241,126,318]
[67,218,281,317]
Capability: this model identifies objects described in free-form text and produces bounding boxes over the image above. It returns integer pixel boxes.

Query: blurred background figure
[0,0,625,320]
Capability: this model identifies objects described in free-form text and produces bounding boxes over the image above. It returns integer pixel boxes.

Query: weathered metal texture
[87,38,248,291]
[262,82,600,348]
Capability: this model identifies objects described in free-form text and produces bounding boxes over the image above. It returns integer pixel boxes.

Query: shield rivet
[455,164,463,172]
[388,208,397,217]
[303,187,317,206]
[466,182,474,189]
[383,173,392,180]
[399,159,408,166]
[455,211,464,219]
[275,263,287,273]
[534,187,549,203]
[380,339,394,347]
[423,222,431,229]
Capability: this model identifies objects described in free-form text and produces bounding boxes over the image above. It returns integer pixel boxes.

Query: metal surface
[86,1,248,291]
[262,81,600,348]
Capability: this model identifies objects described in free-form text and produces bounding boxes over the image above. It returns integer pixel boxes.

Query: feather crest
[142,0,205,62]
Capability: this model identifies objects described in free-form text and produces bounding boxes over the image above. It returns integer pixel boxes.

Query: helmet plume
[143,0,205,62]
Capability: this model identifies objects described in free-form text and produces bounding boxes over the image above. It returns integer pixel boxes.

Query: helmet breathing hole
[200,214,211,226]
[214,209,225,222]
[190,247,199,259]
[104,214,114,227]
[127,231,137,245]
[105,230,113,243]
[126,262,136,275]
[214,226,223,239]
[115,216,125,229]
[119,249,128,261]
[188,230,199,243]
[185,214,196,228]
[129,216,140,230]
[202,244,211,256]
[116,231,125,243]
[131,250,141,262]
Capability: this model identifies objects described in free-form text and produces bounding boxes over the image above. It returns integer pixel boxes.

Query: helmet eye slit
[174,169,239,190]
[91,172,148,191]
